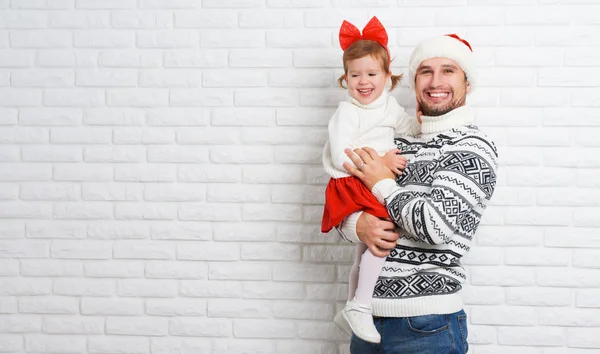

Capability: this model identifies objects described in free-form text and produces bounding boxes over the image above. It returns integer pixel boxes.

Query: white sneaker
[341,297,381,343]
[334,309,352,337]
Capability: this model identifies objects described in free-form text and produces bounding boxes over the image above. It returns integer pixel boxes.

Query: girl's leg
[336,243,368,336]
[348,243,367,301]
[342,246,386,343]
[354,247,386,306]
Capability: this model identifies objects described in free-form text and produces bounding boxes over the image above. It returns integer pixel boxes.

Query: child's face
[345,55,390,105]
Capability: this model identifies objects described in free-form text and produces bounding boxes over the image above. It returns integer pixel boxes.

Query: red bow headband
[339,16,390,63]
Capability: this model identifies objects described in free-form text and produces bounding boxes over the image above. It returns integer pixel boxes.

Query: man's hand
[382,148,407,175]
[356,212,399,258]
[343,147,395,190]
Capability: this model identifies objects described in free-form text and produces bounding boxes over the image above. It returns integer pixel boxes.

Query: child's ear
[466,81,471,94]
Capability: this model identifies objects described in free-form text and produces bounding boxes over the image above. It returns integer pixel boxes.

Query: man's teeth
[430,93,448,98]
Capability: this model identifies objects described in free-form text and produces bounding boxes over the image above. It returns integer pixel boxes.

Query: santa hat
[408,34,476,92]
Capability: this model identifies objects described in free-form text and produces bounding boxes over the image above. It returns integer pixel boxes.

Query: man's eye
[444,69,454,73]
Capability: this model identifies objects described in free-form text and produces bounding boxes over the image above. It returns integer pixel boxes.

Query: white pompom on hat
[408,34,476,92]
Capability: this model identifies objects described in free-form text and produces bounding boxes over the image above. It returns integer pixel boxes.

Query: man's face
[415,57,470,116]
[345,55,391,105]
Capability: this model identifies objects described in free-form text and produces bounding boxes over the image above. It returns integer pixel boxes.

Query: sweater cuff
[372,178,399,205]
[339,211,363,244]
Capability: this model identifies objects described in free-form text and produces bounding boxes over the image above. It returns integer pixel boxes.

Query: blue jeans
[350,310,469,354]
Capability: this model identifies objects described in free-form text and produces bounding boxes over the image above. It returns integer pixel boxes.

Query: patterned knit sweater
[339,105,498,317]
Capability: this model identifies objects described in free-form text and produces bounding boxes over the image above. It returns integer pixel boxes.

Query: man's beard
[419,101,455,116]
[418,87,467,117]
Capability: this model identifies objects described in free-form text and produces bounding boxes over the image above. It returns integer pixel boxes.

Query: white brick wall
[0,1,599,353]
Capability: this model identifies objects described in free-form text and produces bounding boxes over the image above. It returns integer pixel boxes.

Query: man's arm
[337,211,399,258]
[373,138,498,245]
[336,211,362,244]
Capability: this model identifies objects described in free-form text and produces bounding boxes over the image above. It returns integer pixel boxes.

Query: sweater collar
[349,90,388,110]
[420,105,474,135]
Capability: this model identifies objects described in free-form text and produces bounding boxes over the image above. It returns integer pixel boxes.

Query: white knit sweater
[322,90,420,179]
[338,105,499,317]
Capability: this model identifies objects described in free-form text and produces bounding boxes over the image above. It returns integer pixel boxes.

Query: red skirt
[321,176,389,233]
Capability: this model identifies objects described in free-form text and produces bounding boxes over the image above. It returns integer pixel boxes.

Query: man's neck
[420,105,474,135]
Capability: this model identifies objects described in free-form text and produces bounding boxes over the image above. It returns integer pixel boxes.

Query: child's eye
[369,73,377,76]
[351,75,359,77]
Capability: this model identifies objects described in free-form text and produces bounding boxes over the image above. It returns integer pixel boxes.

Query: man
[336,34,499,353]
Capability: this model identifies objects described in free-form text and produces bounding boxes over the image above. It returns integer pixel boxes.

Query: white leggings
[347,243,387,305]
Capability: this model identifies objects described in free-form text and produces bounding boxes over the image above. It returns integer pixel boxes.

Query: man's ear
[466,81,471,94]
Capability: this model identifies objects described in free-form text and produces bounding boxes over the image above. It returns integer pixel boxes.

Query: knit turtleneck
[323,89,417,179]
[350,89,388,110]
[420,105,474,135]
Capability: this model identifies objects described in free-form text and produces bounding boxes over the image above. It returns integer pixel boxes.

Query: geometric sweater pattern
[372,123,498,304]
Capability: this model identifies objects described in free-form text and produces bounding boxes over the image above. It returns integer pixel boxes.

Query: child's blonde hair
[337,40,402,90]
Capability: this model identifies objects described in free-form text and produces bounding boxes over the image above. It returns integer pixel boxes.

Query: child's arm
[328,103,361,171]
[395,107,421,137]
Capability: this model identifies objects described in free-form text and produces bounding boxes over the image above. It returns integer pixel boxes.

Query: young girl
[321,17,420,343]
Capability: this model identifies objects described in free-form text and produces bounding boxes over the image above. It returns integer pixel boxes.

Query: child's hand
[382,148,407,175]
